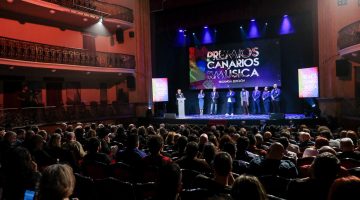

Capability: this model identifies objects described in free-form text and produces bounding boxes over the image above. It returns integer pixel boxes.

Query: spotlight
[184,34,187,37]
[99,16,103,23]
[214,29,217,32]
[240,26,243,29]
[265,22,268,26]
[283,14,288,17]
[192,32,195,35]
[251,19,256,22]
[178,29,183,33]
[204,26,208,29]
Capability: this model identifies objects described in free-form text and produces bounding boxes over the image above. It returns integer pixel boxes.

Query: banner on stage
[189,39,281,89]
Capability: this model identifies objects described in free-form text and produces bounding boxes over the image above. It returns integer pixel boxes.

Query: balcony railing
[338,20,360,50]
[0,36,135,69]
[0,103,135,127]
[43,0,134,23]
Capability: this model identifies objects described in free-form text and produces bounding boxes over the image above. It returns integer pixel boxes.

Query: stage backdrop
[189,39,281,89]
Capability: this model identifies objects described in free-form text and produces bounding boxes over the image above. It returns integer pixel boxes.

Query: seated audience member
[231,175,267,200]
[97,127,111,155]
[175,141,212,173]
[171,135,188,159]
[198,133,209,153]
[337,137,360,160]
[62,131,86,162]
[82,137,111,165]
[235,136,258,162]
[248,134,267,156]
[302,137,329,158]
[287,152,341,200]
[46,133,77,170]
[327,176,360,200]
[201,142,217,166]
[250,142,298,178]
[195,152,234,195]
[29,134,54,169]
[223,142,249,175]
[319,129,340,150]
[254,133,269,151]
[280,130,300,154]
[263,131,273,147]
[38,164,76,200]
[278,136,297,162]
[142,134,172,168]
[0,131,17,162]
[116,132,147,167]
[346,130,358,149]
[298,132,315,152]
[155,163,182,200]
[2,147,41,200]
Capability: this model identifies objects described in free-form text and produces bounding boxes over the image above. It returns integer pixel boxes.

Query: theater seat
[94,177,135,200]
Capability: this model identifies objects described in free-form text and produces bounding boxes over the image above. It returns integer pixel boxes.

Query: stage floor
[176,113,308,120]
[151,113,314,126]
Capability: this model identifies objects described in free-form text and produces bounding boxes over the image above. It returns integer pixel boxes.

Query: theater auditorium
[0,0,360,200]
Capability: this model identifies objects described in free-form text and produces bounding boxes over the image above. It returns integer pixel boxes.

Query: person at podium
[176,89,184,99]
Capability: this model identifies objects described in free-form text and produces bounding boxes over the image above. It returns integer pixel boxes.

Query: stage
[152,113,316,126]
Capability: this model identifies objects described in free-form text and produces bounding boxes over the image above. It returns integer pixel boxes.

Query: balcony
[0,36,135,73]
[43,0,133,23]
[338,20,360,63]
[0,0,134,35]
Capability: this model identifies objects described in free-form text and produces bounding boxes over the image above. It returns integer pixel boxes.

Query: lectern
[177,98,186,118]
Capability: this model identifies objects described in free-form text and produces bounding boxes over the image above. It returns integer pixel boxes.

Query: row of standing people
[193,84,281,115]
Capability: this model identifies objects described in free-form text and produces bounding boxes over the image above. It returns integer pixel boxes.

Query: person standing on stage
[198,89,205,115]
[176,89,184,99]
[240,88,250,115]
[252,86,261,114]
[210,87,219,115]
[226,88,235,116]
[262,87,271,114]
[271,84,281,113]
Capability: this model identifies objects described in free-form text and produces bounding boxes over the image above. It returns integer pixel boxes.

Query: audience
[0,122,359,200]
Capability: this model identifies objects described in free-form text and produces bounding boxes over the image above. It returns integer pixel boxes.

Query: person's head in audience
[310,152,340,181]
[38,130,48,142]
[74,126,84,140]
[231,175,267,200]
[127,132,140,149]
[49,133,62,148]
[239,127,247,136]
[328,176,360,200]
[30,134,44,151]
[340,137,355,152]
[255,134,264,147]
[38,164,75,200]
[278,136,290,151]
[315,137,329,149]
[87,129,97,138]
[219,135,233,151]
[157,163,182,200]
[263,131,272,141]
[266,142,284,160]
[65,125,74,133]
[202,142,216,165]
[16,129,26,142]
[166,132,176,146]
[318,146,336,155]
[185,141,199,159]
[176,136,188,153]
[222,142,236,159]
[3,131,17,146]
[299,132,311,142]
[199,133,209,145]
[319,130,333,140]
[346,131,358,147]
[213,152,233,186]
[31,125,39,134]
[237,136,250,152]
[208,134,219,147]
[147,125,156,135]
[339,130,348,139]
[87,137,101,154]
[148,134,164,156]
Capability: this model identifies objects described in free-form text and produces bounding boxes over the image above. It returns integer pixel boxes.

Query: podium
[177,98,186,118]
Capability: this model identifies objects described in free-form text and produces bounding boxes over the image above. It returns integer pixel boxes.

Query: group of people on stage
[177,84,281,115]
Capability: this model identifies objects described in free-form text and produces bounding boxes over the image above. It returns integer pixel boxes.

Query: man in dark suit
[226,88,235,116]
[262,87,271,114]
[210,87,219,115]
[270,84,281,113]
[252,86,261,114]
[176,89,184,99]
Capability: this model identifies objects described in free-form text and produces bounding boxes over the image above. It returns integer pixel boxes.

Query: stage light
[204,26,208,29]
[99,16,103,23]
[248,19,260,38]
[240,26,243,29]
[202,26,214,44]
[279,14,295,35]
[178,29,183,33]
[176,28,186,46]
[192,32,195,35]
[265,22,268,26]
[214,29,217,32]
